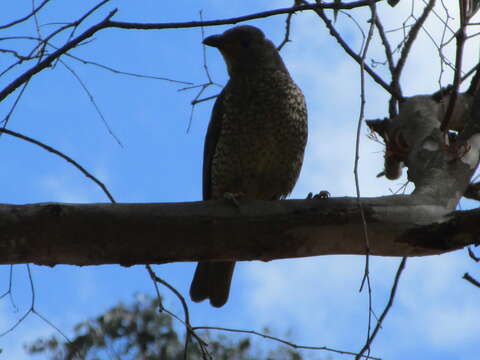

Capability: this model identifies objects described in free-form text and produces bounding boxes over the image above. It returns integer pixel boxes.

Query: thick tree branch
[0,196,475,266]
[105,1,383,31]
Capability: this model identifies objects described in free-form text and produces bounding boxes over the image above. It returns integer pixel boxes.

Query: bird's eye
[240,40,250,48]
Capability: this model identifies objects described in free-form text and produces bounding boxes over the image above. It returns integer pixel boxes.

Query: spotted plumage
[190,25,308,307]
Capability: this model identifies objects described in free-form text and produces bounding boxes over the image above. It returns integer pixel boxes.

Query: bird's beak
[203,34,223,48]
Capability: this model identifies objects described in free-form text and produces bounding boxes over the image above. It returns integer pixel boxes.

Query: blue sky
[1,1,479,359]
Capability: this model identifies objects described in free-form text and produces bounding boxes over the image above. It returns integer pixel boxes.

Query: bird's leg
[306,191,330,199]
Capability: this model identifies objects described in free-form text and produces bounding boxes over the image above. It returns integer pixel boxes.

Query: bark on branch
[0,196,476,267]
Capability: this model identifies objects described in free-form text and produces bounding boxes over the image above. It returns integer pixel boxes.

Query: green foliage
[25,294,307,360]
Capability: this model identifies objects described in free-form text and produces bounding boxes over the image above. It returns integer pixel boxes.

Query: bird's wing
[203,88,226,200]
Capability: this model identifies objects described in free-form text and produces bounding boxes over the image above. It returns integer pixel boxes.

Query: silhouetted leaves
[25,294,307,360]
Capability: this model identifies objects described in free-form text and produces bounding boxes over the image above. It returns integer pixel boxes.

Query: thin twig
[463,272,480,288]
[1,35,192,85]
[277,9,295,51]
[34,0,111,61]
[441,1,467,132]
[314,6,398,98]
[199,11,214,85]
[373,16,394,75]
[0,0,51,30]
[0,128,116,203]
[356,257,407,360]
[468,247,479,262]
[60,59,123,147]
[1,80,30,129]
[106,1,384,31]
[0,265,17,311]
[432,0,455,87]
[145,265,210,360]
[392,0,436,102]
[0,48,37,61]
[0,265,70,343]
[373,15,396,117]
[428,0,455,35]
[185,13,219,133]
[146,265,191,360]
[353,4,376,359]
[191,93,219,106]
[1,2,385,104]
[63,52,193,84]
[0,9,118,103]
[420,24,456,74]
[32,0,43,39]
[69,0,111,42]
[193,326,381,360]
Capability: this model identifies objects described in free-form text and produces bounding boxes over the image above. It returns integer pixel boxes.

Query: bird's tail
[190,261,235,307]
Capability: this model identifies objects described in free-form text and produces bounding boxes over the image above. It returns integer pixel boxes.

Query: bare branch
[190,93,219,106]
[0,265,17,311]
[468,247,479,262]
[441,1,468,132]
[314,6,399,98]
[463,272,480,288]
[0,0,52,30]
[64,0,111,42]
[193,326,381,360]
[396,0,436,77]
[0,265,70,343]
[1,1,386,104]
[146,265,210,360]
[32,0,43,39]
[1,81,30,128]
[106,2,384,31]
[0,128,116,203]
[354,4,376,358]
[0,266,33,337]
[0,197,476,266]
[185,15,220,133]
[63,52,193,84]
[392,0,436,100]
[0,9,118,103]
[60,60,123,147]
[356,257,407,360]
[0,48,36,62]
[32,0,111,59]
[373,15,394,75]
[373,15,396,117]
[277,10,295,51]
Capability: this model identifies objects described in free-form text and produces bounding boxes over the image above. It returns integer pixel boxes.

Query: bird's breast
[210,71,307,200]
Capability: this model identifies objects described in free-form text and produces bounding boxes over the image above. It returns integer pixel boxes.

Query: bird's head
[203,25,288,77]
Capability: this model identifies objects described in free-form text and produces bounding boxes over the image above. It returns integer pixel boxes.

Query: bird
[189,25,308,307]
